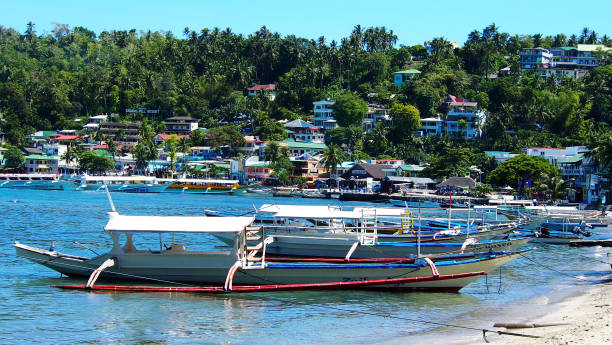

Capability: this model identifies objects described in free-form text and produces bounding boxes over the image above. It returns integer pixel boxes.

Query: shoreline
[413,279,612,345]
[465,280,612,345]
[382,269,612,345]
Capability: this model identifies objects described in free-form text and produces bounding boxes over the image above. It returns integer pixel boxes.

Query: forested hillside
[0,23,611,162]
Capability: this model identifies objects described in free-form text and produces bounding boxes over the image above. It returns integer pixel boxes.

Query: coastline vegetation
[0,23,611,186]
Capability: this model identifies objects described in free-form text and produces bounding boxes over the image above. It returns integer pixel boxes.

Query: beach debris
[493,322,569,329]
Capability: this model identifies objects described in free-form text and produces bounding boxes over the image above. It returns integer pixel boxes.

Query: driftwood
[493,322,569,329]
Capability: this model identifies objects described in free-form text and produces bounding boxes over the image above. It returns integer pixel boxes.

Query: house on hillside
[164,116,199,135]
[440,95,485,139]
[520,44,611,79]
[283,140,328,159]
[393,69,421,87]
[247,84,276,100]
[313,99,336,130]
[153,134,190,149]
[363,104,389,132]
[82,114,109,132]
[283,119,325,143]
[99,122,140,147]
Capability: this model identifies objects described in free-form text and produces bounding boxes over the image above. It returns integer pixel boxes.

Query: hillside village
[1,24,611,206]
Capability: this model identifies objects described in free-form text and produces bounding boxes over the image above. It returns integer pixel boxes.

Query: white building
[82,114,109,131]
[519,47,553,71]
[164,116,200,134]
[284,119,325,143]
[417,117,443,137]
[363,104,389,132]
[247,84,276,101]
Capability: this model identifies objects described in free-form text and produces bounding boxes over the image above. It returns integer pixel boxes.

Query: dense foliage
[0,22,610,169]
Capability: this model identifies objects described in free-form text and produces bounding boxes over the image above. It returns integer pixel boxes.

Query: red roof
[248,84,276,91]
[49,134,84,141]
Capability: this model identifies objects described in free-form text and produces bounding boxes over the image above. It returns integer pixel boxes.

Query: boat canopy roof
[104,212,254,233]
[259,204,410,219]
[259,204,362,219]
[158,178,238,184]
[82,176,157,182]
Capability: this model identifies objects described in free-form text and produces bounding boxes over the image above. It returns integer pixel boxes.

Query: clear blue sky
[2,0,611,46]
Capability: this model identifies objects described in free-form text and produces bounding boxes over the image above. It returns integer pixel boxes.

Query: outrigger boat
[211,204,531,258]
[162,178,239,194]
[14,209,529,292]
[0,173,72,190]
[76,175,172,193]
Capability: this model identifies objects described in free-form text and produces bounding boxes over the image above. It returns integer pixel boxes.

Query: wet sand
[463,282,612,345]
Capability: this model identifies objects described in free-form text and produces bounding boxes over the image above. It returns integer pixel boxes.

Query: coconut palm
[106,136,118,159]
[586,132,612,179]
[321,143,346,178]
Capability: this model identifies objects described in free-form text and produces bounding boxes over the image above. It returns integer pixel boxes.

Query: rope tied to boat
[482,329,541,342]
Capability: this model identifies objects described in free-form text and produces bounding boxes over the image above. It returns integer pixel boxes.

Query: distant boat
[245,185,273,195]
[389,198,440,208]
[76,175,172,193]
[162,178,239,194]
[0,173,71,190]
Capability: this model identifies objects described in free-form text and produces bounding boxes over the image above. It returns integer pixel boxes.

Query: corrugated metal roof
[559,154,584,164]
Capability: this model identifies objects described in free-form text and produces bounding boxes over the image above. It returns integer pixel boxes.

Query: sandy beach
[462,281,612,345]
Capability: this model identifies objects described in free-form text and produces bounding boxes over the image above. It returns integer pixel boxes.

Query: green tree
[423,147,474,179]
[487,155,560,194]
[264,143,293,185]
[207,124,244,149]
[190,129,207,146]
[389,103,420,144]
[332,93,368,127]
[106,137,118,159]
[255,119,288,141]
[4,145,25,168]
[321,143,346,177]
[132,142,150,172]
[586,130,612,179]
[78,151,115,174]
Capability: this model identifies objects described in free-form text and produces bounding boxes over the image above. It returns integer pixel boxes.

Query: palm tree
[264,142,282,164]
[132,142,149,173]
[321,143,346,179]
[61,146,81,171]
[586,132,612,179]
[106,136,118,159]
[178,136,191,156]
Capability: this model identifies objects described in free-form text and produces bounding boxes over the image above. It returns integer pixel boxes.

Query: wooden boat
[0,173,72,190]
[76,175,172,193]
[245,185,273,195]
[514,221,593,244]
[162,178,239,194]
[390,198,440,208]
[13,211,525,292]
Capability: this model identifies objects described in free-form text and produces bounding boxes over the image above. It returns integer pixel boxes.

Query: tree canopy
[487,154,560,190]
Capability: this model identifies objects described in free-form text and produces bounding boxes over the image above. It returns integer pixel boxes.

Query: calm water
[1,189,611,344]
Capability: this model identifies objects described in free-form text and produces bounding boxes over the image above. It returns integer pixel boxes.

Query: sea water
[1,189,611,344]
